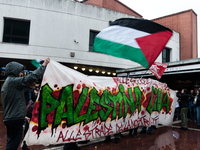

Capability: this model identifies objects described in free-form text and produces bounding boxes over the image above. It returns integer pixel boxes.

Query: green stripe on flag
[31,59,41,68]
[93,37,149,68]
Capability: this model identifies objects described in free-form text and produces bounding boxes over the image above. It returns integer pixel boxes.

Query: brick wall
[152,10,198,60]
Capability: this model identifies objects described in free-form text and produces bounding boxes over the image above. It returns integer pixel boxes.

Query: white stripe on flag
[96,25,150,49]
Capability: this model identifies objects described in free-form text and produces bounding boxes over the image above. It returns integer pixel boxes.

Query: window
[89,30,99,51]
[3,18,30,44]
[162,48,171,63]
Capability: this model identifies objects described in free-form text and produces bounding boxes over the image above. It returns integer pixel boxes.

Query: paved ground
[1,110,200,150]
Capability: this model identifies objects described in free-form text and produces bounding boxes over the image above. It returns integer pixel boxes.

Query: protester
[195,89,200,125]
[33,83,40,101]
[24,83,36,118]
[175,90,181,120]
[188,89,196,121]
[25,82,40,118]
[104,133,121,143]
[129,127,139,137]
[140,125,154,135]
[177,89,190,130]
[23,82,40,137]
[1,58,50,150]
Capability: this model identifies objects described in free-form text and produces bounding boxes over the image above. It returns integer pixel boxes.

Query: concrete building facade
[0,0,180,104]
[0,0,180,70]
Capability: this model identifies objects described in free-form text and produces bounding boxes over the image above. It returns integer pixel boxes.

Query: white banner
[24,60,177,146]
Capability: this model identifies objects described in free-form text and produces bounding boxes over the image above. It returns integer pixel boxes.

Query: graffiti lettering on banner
[24,60,177,146]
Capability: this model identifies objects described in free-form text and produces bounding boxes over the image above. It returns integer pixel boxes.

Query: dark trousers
[105,133,121,139]
[141,126,153,133]
[181,107,188,128]
[175,107,181,119]
[189,106,197,120]
[4,119,24,150]
[129,127,138,135]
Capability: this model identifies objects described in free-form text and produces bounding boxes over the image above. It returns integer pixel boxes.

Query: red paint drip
[62,123,67,129]
[32,126,38,132]
[112,88,116,92]
[141,110,145,115]
[147,87,150,91]
[54,84,58,88]
[82,83,86,88]
[77,84,81,89]
[83,125,89,131]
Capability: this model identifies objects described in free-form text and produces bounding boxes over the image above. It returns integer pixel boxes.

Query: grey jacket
[1,62,45,122]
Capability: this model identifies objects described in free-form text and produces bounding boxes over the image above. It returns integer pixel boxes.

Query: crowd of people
[175,88,200,130]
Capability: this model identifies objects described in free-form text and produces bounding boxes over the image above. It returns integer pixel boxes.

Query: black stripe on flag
[109,18,172,34]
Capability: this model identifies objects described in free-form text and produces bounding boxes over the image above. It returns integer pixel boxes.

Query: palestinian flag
[31,59,43,68]
[93,18,173,69]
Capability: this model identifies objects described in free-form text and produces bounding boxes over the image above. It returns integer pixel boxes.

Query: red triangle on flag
[135,30,172,68]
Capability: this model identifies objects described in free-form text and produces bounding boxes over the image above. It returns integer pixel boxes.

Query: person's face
[35,86,39,91]
[197,90,199,94]
[35,84,40,91]
[181,89,184,94]
[18,72,23,77]
[191,90,194,94]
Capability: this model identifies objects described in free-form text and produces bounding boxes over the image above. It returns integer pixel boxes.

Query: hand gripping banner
[24,60,177,146]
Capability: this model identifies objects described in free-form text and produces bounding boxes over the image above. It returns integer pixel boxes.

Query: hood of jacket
[5,62,24,77]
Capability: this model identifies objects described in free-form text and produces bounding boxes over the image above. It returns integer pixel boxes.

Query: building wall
[152,9,198,60]
[83,0,143,18]
[0,0,179,70]
[192,12,198,58]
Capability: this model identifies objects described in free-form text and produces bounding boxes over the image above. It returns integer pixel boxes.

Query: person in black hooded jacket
[1,58,50,150]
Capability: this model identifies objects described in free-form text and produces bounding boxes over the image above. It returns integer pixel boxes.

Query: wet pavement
[1,110,200,150]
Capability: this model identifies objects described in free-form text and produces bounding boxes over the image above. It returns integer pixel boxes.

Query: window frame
[3,17,31,45]
[162,47,171,63]
[89,30,99,52]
